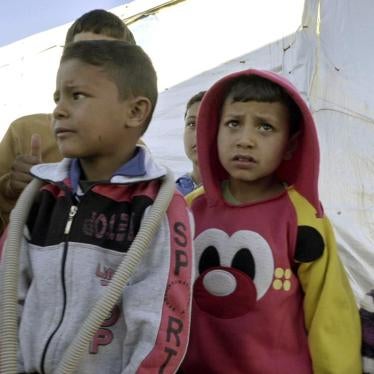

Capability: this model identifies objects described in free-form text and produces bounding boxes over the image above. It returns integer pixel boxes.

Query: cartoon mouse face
[194,228,275,318]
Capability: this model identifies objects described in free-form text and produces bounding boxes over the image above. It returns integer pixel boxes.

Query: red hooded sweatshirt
[181,69,361,374]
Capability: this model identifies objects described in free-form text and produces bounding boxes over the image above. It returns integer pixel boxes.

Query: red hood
[196,69,322,216]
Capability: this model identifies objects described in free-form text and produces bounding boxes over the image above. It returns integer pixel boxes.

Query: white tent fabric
[307,0,374,304]
[0,0,303,138]
[146,0,374,306]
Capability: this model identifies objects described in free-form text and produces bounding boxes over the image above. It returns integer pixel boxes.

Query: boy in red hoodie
[181,69,361,373]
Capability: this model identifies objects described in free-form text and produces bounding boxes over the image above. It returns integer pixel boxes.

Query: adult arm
[0,135,41,233]
[0,118,44,233]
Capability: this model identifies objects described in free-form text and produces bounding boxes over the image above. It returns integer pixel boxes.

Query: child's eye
[72,92,86,100]
[185,121,196,128]
[258,123,274,132]
[53,94,60,104]
[226,120,239,128]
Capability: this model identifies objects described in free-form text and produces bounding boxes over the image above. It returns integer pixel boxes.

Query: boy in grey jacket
[1,40,193,374]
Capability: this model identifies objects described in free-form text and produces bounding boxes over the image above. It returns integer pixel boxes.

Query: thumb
[30,133,42,162]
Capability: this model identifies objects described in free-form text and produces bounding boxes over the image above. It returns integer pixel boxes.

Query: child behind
[181,70,361,373]
[176,91,206,195]
[0,40,193,373]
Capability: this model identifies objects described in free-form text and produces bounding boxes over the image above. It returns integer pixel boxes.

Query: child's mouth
[55,127,75,136]
[233,155,257,163]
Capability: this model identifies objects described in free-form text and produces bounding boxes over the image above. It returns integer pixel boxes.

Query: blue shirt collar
[69,147,146,193]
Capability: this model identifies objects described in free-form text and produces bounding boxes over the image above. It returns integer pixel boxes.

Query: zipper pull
[64,205,78,235]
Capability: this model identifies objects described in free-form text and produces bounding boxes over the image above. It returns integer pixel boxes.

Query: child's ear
[283,131,300,160]
[124,96,152,129]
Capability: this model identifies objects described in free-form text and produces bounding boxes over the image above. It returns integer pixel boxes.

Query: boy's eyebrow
[252,112,280,122]
[58,82,96,94]
[64,81,90,89]
[222,109,279,122]
[221,112,241,119]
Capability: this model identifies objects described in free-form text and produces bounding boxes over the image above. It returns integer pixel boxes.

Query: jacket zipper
[40,204,78,374]
[64,205,78,234]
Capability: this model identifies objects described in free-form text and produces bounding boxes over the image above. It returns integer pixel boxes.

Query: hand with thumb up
[6,134,42,199]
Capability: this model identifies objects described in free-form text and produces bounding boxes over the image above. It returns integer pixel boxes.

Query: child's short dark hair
[61,40,157,131]
[184,91,206,118]
[65,9,136,45]
[225,75,301,135]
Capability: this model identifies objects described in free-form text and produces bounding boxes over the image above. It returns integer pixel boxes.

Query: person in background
[176,91,206,195]
[0,40,193,373]
[0,9,136,234]
[180,69,361,373]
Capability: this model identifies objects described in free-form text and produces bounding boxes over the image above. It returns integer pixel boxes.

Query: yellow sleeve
[185,186,205,206]
[288,189,362,374]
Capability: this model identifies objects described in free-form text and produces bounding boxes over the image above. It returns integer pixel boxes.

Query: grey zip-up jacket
[1,147,194,374]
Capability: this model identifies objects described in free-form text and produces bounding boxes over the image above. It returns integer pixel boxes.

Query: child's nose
[53,100,69,119]
[237,126,256,148]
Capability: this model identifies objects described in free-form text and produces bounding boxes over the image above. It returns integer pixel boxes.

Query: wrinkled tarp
[147,0,374,306]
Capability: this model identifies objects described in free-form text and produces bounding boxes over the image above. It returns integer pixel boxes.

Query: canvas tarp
[146,0,374,305]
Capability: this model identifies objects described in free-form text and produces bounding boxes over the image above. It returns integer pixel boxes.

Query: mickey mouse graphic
[194,228,274,319]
